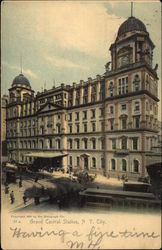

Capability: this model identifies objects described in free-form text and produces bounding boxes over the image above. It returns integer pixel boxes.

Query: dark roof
[12,73,30,87]
[117,16,147,37]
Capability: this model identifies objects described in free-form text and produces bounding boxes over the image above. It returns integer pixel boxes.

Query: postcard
[1,1,161,249]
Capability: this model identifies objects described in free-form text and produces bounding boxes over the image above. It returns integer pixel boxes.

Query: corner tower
[104,15,159,180]
[7,73,34,162]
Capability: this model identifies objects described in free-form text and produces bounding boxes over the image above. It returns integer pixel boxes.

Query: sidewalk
[87,175,124,191]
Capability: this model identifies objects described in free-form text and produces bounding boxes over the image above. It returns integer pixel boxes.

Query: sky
[1,0,161,119]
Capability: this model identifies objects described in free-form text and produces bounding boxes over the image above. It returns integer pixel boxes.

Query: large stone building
[5,15,160,180]
[1,95,8,162]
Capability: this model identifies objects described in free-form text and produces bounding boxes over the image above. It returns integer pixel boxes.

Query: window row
[68,138,104,150]
[108,116,140,130]
[69,156,105,169]
[111,137,139,150]
[68,122,104,133]
[68,108,104,122]
[111,159,139,173]
[108,74,141,97]
[108,101,140,115]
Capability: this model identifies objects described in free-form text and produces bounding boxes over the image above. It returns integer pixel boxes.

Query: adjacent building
[1,95,8,162]
[5,15,160,180]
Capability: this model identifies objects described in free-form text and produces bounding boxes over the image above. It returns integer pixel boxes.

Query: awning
[24,151,68,158]
[80,153,90,158]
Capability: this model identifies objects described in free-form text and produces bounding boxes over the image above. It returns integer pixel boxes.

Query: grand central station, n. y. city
[2,14,161,180]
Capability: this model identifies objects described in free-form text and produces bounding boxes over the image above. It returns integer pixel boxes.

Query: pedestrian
[19,179,22,188]
[23,195,27,205]
[10,191,15,204]
[35,175,38,182]
[5,185,9,194]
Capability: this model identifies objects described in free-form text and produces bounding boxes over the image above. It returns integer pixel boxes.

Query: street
[2,171,124,213]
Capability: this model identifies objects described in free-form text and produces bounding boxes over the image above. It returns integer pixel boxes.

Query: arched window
[32,141,35,149]
[122,159,127,171]
[69,139,72,149]
[134,160,139,172]
[92,138,96,149]
[40,140,43,149]
[84,139,88,149]
[111,159,116,170]
[92,157,96,168]
[47,138,52,149]
[28,141,31,149]
[57,139,61,149]
[57,124,61,134]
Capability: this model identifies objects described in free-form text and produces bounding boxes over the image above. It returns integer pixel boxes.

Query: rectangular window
[77,156,80,166]
[126,77,128,93]
[101,122,104,132]
[122,119,127,129]
[101,139,104,149]
[135,101,140,111]
[84,123,87,132]
[122,138,127,150]
[133,138,138,150]
[92,140,96,149]
[75,112,79,121]
[110,119,114,130]
[112,139,116,149]
[121,104,127,110]
[110,106,114,114]
[69,140,72,149]
[69,125,72,133]
[122,78,125,94]
[135,117,140,128]
[91,109,95,119]
[83,111,87,120]
[68,113,72,121]
[76,140,80,149]
[100,108,104,117]
[76,124,79,133]
[92,123,96,132]
[69,156,72,165]
[118,79,121,95]
[118,77,128,95]
[57,124,61,134]
[84,140,87,149]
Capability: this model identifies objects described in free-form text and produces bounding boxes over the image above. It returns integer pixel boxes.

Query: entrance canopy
[24,151,68,158]
[80,153,90,158]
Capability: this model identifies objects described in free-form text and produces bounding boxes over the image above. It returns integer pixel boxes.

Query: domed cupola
[117,16,148,40]
[12,73,31,88]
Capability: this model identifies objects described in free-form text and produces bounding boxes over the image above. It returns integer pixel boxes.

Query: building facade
[5,16,160,180]
[1,95,8,162]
